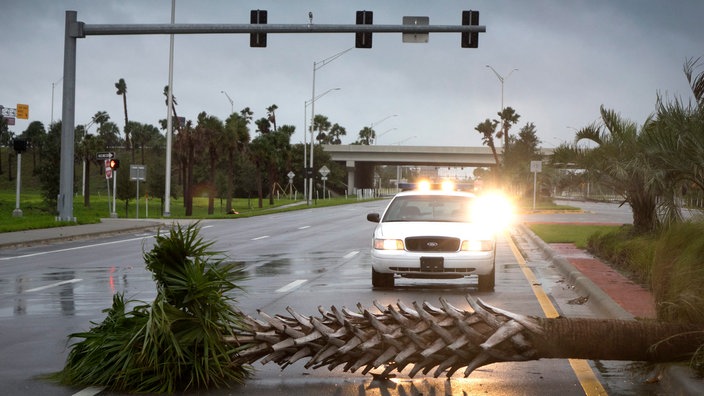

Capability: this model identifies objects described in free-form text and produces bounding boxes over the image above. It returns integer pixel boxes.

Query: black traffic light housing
[250,10,267,47]
[13,139,27,153]
[109,159,120,170]
[461,10,480,48]
[355,10,373,48]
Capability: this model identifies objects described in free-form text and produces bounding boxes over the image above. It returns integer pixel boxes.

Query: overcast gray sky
[2,1,703,148]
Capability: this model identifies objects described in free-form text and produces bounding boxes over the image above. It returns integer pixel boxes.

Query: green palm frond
[52,223,251,393]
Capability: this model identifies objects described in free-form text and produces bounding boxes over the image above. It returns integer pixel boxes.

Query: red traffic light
[109,159,120,170]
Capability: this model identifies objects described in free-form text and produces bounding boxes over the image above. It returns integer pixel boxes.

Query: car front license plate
[420,257,444,272]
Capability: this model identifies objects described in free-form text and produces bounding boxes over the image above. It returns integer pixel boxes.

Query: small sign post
[530,161,542,210]
[319,166,330,199]
[130,165,147,218]
[287,171,295,198]
[96,152,115,160]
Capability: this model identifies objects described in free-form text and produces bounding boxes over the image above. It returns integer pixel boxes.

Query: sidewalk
[0,218,166,249]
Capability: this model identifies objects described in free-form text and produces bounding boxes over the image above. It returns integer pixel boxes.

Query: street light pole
[486,65,517,147]
[309,47,353,205]
[304,88,340,202]
[51,77,63,125]
[375,127,397,145]
[221,90,234,114]
[370,114,398,144]
[163,0,176,217]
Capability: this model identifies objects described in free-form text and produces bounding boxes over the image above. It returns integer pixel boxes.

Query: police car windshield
[382,195,474,222]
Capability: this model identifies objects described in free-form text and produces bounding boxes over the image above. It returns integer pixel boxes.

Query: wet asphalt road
[0,199,667,395]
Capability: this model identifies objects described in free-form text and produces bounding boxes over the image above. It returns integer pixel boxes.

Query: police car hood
[375,221,491,239]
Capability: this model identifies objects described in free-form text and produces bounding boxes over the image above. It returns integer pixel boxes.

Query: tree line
[0,78,398,216]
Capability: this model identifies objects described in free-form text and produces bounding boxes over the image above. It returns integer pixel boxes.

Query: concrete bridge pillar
[346,160,356,192]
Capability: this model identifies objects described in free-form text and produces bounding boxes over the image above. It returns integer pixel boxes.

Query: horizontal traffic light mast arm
[76,23,485,37]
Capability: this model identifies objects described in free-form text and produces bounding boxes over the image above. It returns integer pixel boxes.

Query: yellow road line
[505,231,608,396]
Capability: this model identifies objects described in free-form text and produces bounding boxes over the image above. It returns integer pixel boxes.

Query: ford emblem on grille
[426,241,439,247]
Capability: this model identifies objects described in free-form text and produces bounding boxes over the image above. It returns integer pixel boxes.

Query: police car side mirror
[367,213,380,223]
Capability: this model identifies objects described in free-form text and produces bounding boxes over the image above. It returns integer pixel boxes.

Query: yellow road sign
[16,104,29,119]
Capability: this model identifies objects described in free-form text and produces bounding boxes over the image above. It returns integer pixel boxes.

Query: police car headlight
[461,240,494,252]
[374,238,405,250]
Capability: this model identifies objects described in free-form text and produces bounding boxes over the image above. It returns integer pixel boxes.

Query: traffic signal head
[250,9,268,47]
[109,159,120,170]
[13,139,27,153]
[355,10,373,48]
[461,10,480,48]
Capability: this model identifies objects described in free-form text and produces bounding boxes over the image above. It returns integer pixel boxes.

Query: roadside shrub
[587,225,656,286]
[652,221,704,323]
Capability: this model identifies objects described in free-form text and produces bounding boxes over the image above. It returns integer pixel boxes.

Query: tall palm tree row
[115,78,130,154]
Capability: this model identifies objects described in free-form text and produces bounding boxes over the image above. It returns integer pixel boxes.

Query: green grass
[527,223,621,249]
[0,190,378,233]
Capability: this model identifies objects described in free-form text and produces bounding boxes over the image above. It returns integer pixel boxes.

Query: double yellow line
[506,232,608,396]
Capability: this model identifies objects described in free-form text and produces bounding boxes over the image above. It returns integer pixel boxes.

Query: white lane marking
[0,235,156,261]
[252,235,270,240]
[298,226,310,230]
[25,278,83,293]
[72,386,105,396]
[343,250,359,259]
[0,224,212,262]
[276,279,307,293]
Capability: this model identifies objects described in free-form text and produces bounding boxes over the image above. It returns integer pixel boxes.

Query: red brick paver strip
[551,243,657,319]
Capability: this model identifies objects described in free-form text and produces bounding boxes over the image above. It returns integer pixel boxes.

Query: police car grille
[405,237,460,252]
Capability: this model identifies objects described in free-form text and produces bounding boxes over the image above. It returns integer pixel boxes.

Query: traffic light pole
[112,170,117,218]
[57,10,485,221]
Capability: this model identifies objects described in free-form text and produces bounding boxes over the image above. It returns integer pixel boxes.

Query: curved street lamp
[303,87,340,200]
[375,127,397,145]
[370,114,398,144]
[220,90,234,114]
[486,65,518,150]
[308,47,354,204]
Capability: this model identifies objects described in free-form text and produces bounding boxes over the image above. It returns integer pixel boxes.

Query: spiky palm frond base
[229,295,543,379]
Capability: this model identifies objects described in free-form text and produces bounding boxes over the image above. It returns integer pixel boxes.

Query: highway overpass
[320,144,554,192]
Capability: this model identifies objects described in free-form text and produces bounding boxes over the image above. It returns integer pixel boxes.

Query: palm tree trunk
[83,159,91,207]
[225,149,235,213]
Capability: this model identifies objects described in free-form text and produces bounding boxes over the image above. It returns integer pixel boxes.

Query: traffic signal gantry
[56,9,486,221]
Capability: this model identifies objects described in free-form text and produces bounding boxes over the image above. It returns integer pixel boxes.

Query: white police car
[367,181,510,291]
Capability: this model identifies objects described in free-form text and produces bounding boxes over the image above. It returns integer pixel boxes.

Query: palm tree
[496,106,520,156]
[475,118,500,165]
[266,104,278,132]
[327,123,347,145]
[76,132,104,207]
[23,120,46,173]
[575,106,663,234]
[115,79,130,156]
[53,223,251,393]
[639,58,704,222]
[312,114,331,144]
[229,294,704,380]
[196,112,225,215]
[128,121,163,164]
[223,112,251,212]
[162,85,181,130]
[357,126,374,145]
[89,111,110,132]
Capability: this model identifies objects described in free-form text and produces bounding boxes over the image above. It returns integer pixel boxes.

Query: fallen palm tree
[230,295,704,379]
[52,223,704,393]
